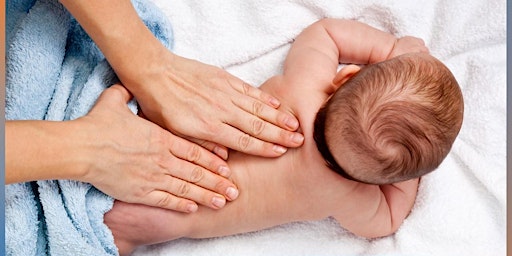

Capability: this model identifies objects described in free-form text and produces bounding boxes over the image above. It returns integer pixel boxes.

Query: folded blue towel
[5,0,174,255]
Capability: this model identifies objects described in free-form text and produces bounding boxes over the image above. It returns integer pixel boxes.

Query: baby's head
[314,53,464,185]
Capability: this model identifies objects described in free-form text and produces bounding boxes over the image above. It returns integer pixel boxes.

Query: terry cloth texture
[136,0,506,255]
[5,0,173,255]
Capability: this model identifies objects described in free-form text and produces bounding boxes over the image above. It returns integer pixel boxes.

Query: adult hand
[388,36,429,59]
[125,53,305,158]
[61,0,304,158]
[75,84,238,212]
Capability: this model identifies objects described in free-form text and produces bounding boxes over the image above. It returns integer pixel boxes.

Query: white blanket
[135,0,506,255]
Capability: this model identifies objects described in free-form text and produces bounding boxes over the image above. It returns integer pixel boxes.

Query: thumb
[102,84,134,104]
[90,84,134,113]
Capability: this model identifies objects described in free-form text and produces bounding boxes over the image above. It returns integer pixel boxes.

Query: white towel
[135,0,506,255]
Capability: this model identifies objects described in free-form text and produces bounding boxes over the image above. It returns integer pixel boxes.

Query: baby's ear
[332,65,361,88]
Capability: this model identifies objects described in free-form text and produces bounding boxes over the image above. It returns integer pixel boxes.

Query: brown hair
[314,53,464,184]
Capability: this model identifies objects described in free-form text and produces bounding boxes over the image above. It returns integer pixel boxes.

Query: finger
[106,84,134,103]
[226,77,281,108]
[158,159,238,204]
[167,133,231,177]
[232,94,300,131]
[90,84,134,114]
[186,137,229,161]
[143,190,200,213]
[223,103,304,149]
[213,123,290,157]
[236,113,304,149]
[168,159,238,203]
[161,176,227,210]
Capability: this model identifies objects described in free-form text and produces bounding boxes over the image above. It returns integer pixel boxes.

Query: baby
[103,18,463,255]
[314,53,463,185]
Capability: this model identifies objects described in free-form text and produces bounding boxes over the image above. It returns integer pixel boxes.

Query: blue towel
[5,0,174,255]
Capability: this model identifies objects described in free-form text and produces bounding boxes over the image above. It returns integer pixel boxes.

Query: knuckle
[156,194,174,208]
[214,179,233,198]
[177,181,191,197]
[153,153,170,170]
[215,67,225,77]
[140,167,162,184]
[252,101,263,116]
[241,82,251,95]
[281,129,293,142]
[186,144,202,163]
[190,167,205,183]
[132,186,148,199]
[200,123,219,138]
[251,118,265,136]
[214,180,230,194]
[279,112,291,127]
[177,200,192,212]
[238,133,251,151]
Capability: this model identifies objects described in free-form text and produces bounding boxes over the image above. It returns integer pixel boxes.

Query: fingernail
[226,187,239,200]
[273,145,287,154]
[212,196,226,209]
[187,203,198,213]
[214,146,229,160]
[269,97,281,108]
[292,133,304,145]
[218,166,230,177]
[285,117,299,130]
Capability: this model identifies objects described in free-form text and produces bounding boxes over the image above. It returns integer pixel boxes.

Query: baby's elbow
[354,230,395,240]
[372,226,400,239]
[352,220,402,239]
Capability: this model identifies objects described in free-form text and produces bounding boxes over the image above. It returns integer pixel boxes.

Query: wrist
[118,47,179,110]
[114,39,173,94]
[63,118,99,183]
[101,22,167,82]
[385,37,399,60]
[61,0,173,93]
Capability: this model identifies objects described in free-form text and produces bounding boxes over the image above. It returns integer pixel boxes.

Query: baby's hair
[314,53,464,184]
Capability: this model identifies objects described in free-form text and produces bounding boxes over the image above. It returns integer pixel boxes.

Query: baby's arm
[333,178,420,238]
[314,18,398,64]
[374,179,420,237]
[282,18,427,92]
[283,19,396,78]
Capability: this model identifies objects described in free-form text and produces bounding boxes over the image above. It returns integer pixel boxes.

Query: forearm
[317,18,397,64]
[6,120,89,184]
[283,18,398,81]
[379,178,420,232]
[59,0,171,92]
[353,179,419,238]
[334,179,419,239]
